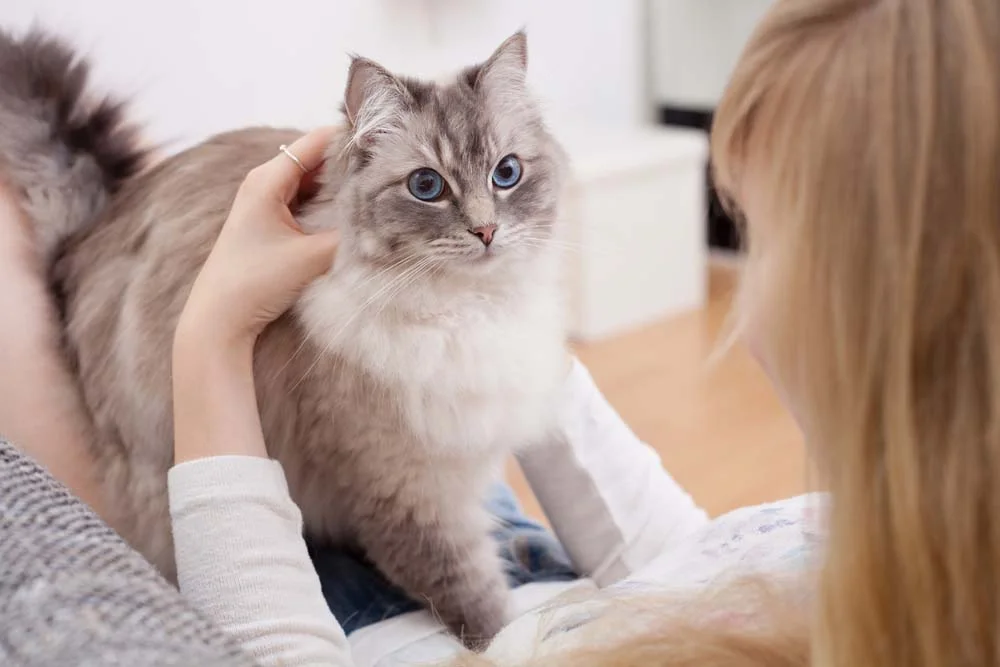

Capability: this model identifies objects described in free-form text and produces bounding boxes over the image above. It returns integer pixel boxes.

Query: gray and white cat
[0,28,568,640]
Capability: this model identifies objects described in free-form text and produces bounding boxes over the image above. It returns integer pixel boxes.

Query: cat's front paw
[354,498,513,649]
[445,587,509,650]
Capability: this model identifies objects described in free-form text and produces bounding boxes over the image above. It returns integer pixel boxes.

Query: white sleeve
[168,456,354,667]
[516,359,710,587]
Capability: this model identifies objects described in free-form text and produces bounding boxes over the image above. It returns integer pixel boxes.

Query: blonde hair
[462,0,1000,664]
[715,0,1000,664]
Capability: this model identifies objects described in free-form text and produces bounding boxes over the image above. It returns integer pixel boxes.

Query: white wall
[3,0,646,151]
[647,0,773,109]
[425,1,645,126]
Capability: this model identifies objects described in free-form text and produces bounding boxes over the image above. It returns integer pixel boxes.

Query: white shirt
[169,360,821,667]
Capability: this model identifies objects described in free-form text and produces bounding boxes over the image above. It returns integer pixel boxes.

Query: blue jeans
[306,483,578,634]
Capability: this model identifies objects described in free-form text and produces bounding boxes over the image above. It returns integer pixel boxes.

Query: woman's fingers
[292,229,340,278]
[243,126,340,204]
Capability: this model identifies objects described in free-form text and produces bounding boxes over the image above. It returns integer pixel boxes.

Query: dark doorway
[658,106,740,253]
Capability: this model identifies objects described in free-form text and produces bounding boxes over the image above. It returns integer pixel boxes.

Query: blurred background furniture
[648,0,773,254]
[557,123,707,341]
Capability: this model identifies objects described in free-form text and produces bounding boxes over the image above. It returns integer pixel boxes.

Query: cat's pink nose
[470,224,497,247]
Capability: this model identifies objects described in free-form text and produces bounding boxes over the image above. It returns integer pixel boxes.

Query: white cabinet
[556,123,709,341]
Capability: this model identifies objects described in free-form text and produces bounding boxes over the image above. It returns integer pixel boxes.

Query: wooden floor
[507,263,807,520]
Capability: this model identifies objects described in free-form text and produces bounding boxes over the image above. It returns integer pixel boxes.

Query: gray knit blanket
[0,439,254,666]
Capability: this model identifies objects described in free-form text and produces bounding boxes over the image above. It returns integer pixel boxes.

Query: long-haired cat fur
[0,28,568,640]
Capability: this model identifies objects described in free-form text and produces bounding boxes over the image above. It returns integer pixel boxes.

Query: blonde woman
[0,0,995,665]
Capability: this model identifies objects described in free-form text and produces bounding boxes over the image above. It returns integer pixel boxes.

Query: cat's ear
[471,30,528,93]
[344,56,410,145]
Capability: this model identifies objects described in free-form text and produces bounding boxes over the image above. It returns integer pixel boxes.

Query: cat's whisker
[507,238,569,251]
[363,258,441,328]
[347,253,425,295]
[291,257,437,390]
[428,243,472,252]
[368,259,439,323]
[509,232,585,249]
[516,239,580,251]
[324,257,432,339]
[320,260,438,383]
[276,253,424,379]
[510,234,616,258]
[509,236,572,248]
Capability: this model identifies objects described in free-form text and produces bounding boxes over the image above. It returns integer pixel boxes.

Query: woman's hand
[176,128,340,351]
[173,128,339,464]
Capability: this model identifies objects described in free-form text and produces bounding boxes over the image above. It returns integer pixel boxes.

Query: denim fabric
[307,483,578,635]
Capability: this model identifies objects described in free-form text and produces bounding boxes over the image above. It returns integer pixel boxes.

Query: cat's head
[330,32,566,274]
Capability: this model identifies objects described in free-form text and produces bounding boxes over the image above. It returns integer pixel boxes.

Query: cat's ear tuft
[476,30,528,92]
[344,56,409,146]
[497,29,529,70]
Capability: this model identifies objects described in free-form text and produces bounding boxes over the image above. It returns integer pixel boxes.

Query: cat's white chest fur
[299,257,567,455]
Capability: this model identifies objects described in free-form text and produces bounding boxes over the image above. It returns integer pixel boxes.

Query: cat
[0,28,569,641]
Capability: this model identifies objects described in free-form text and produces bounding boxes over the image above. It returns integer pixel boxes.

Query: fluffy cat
[0,28,568,640]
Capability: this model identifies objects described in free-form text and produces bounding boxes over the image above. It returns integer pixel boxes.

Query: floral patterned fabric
[627,493,826,591]
[487,494,825,664]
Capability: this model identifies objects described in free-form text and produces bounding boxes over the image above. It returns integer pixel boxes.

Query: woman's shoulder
[620,493,826,593]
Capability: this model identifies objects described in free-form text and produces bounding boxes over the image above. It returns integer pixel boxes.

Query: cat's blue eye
[492,155,522,189]
[407,168,446,202]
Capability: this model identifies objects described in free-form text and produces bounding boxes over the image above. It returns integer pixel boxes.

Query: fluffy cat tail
[0,28,148,260]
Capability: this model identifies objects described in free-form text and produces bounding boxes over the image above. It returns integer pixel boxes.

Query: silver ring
[279,144,308,173]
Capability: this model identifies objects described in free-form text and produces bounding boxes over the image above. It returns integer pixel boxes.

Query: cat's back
[57,126,303,467]
[61,127,303,274]
[59,127,302,344]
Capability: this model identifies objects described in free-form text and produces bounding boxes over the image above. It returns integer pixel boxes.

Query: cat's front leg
[354,497,509,646]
